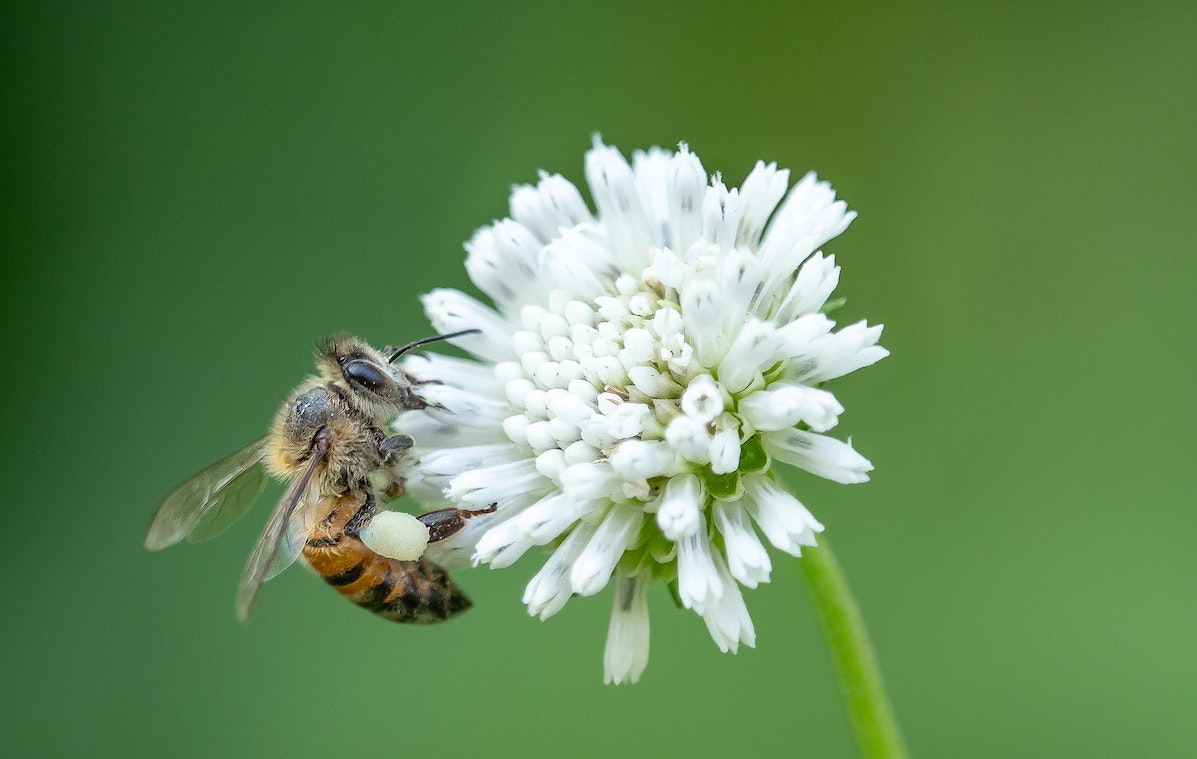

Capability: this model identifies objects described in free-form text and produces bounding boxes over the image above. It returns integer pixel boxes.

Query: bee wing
[145,440,269,551]
[266,502,312,582]
[235,430,330,622]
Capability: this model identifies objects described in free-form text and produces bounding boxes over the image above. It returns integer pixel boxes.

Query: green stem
[799,537,909,759]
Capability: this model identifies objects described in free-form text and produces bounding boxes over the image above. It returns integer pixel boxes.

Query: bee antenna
[387,329,481,363]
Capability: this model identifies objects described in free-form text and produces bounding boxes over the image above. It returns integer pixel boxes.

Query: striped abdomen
[302,491,471,624]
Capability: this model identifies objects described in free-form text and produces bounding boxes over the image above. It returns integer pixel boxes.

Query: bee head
[317,329,481,419]
[316,334,419,418]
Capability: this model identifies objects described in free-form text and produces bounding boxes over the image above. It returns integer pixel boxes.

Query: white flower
[399,138,887,684]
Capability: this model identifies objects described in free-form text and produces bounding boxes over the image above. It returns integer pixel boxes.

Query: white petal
[631,146,674,249]
[773,312,835,362]
[664,415,712,463]
[500,413,530,446]
[473,523,534,568]
[619,328,656,367]
[534,449,567,481]
[585,138,654,272]
[738,383,843,433]
[718,319,779,394]
[540,227,617,300]
[464,220,545,309]
[608,439,675,480]
[742,474,825,556]
[446,458,548,507]
[666,143,707,256]
[656,473,703,540]
[756,172,856,303]
[563,440,600,465]
[408,383,510,425]
[415,443,528,478]
[708,427,742,475]
[473,492,558,568]
[677,513,723,613]
[680,374,723,423]
[394,409,509,450]
[516,492,594,545]
[719,248,765,334]
[762,429,874,484]
[701,180,741,256]
[800,321,889,383]
[713,502,772,588]
[736,160,790,249]
[544,387,595,426]
[627,365,683,398]
[560,462,618,502]
[698,551,756,653]
[603,566,652,685]
[774,251,841,324]
[421,289,515,363]
[679,274,727,368]
[400,352,504,399]
[523,521,598,620]
[759,172,854,266]
[509,171,593,242]
[570,505,642,596]
[645,246,687,291]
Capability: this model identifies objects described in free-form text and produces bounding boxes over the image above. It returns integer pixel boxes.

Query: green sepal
[703,468,740,499]
[666,578,685,610]
[821,296,846,314]
[738,436,769,472]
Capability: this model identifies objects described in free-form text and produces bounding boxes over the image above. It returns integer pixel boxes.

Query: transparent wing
[145,440,269,551]
[268,505,312,582]
[235,431,330,622]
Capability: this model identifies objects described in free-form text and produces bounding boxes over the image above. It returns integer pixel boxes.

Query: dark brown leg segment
[417,503,498,543]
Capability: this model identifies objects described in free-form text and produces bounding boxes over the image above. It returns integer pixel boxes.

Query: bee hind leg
[417,503,498,543]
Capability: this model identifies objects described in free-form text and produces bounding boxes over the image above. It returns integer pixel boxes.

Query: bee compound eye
[343,359,388,392]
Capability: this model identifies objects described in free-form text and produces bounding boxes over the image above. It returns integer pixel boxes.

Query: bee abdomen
[303,535,471,624]
[357,557,472,623]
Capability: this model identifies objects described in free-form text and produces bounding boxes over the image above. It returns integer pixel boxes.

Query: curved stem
[799,537,909,759]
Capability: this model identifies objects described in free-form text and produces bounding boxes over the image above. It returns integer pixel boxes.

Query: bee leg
[343,487,379,537]
[377,433,414,464]
[417,503,498,543]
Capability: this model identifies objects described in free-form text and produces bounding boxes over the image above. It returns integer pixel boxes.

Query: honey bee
[145,330,493,624]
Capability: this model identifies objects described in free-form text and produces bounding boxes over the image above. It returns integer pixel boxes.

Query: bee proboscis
[145,330,491,623]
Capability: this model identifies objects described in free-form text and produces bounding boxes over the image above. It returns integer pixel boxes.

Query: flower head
[398,138,887,684]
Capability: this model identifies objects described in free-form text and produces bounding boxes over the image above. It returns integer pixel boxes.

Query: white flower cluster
[397,138,887,684]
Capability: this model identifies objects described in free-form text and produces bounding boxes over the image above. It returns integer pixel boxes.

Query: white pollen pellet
[358,511,430,561]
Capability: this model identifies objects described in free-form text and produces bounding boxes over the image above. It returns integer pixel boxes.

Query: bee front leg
[375,434,412,500]
[417,503,498,543]
[377,433,414,464]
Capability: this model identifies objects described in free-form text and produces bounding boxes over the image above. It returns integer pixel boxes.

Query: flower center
[496,263,765,509]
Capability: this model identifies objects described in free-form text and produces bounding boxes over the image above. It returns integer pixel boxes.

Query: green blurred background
[4,1,1195,757]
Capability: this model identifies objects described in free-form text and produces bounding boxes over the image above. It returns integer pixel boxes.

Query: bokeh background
[4,2,1195,757]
